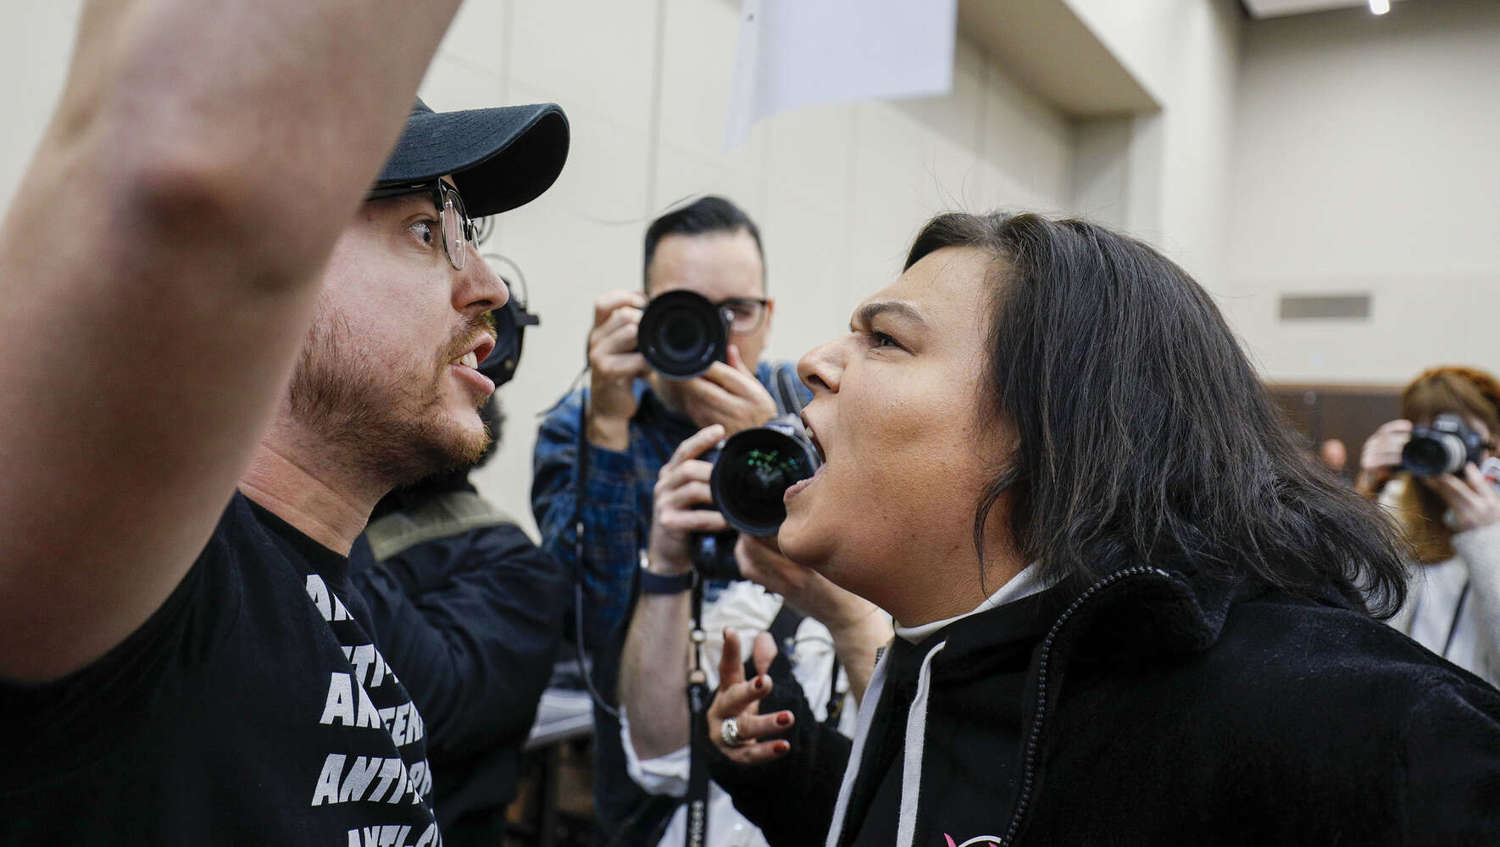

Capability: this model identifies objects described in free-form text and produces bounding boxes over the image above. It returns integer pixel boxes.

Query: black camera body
[690,531,742,582]
[638,290,729,379]
[478,289,540,388]
[1402,413,1488,477]
[688,415,822,580]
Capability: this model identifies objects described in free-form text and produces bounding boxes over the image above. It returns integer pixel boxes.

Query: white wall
[1063,0,1244,287]
[1225,0,1500,384]
[0,1,1078,537]
[15,2,1493,534]
[0,2,82,206]
[433,0,1078,534]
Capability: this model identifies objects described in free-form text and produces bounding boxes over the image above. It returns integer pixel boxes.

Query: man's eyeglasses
[366,179,476,271]
[716,297,770,333]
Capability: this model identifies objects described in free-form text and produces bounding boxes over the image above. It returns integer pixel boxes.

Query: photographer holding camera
[532,196,889,845]
[1357,366,1500,687]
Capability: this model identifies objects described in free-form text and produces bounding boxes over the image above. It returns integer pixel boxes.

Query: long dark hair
[906,212,1408,616]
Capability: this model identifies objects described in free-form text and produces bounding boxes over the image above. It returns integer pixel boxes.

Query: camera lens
[711,423,820,536]
[663,318,705,358]
[638,290,729,379]
[1402,433,1465,477]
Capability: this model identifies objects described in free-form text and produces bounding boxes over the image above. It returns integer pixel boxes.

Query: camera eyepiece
[709,416,821,537]
[638,290,729,379]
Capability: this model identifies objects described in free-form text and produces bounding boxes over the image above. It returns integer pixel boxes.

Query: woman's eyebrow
[852,300,928,331]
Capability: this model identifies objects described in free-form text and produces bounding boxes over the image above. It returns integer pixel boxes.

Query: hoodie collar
[931,561,1284,672]
[895,562,1049,644]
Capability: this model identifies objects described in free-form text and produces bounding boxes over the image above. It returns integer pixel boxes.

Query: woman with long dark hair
[644,212,1500,845]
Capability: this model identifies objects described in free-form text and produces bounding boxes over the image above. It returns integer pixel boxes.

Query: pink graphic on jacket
[945,835,1004,846]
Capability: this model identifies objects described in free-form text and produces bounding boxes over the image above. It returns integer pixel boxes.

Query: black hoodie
[710,564,1500,846]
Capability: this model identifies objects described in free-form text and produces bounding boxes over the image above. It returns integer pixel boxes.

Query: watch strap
[640,567,696,595]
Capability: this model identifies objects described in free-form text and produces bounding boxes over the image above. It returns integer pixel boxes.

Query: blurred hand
[707,628,793,765]
[1422,463,1500,533]
[587,290,649,449]
[736,535,882,634]
[1356,419,1413,498]
[677,344,778,437]
[646,425,727,575]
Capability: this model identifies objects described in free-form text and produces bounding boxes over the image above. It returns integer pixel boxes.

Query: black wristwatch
[638,550,696,594]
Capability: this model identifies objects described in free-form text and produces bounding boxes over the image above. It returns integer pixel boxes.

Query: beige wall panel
[420,54,506,112]
[508,0,660,135]
[435,0,510,81]
[977,56,1074,213]
[0,0,83,210]
[1227,0,1500,383]
[758,188,857,367]
[656,0,746,160]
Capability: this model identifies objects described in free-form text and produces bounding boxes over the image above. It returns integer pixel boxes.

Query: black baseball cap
[374,99,569,218]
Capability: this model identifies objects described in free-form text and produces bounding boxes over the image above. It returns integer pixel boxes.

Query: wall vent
[1278,293,1371,321]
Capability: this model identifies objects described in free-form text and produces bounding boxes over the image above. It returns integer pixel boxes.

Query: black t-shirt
[348,498,570,847]
[0,493,442,845]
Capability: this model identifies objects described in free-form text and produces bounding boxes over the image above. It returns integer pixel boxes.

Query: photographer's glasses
[717,297,770,333]
[366,179,476,271]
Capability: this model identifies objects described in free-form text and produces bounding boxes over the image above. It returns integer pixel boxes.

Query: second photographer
[531,196,886,845]
[1357,366,1500,687]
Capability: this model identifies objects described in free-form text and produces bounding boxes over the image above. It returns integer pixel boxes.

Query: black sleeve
[349,524,570,757]
[705,649,853,847]
[1399,680,1500,845]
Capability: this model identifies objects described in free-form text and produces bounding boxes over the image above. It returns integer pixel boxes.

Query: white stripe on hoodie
[824,564,1046,847]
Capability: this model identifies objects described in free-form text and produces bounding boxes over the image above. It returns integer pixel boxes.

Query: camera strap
[765,603,846,730]
[772,363,808,417]
[685,578,712,847]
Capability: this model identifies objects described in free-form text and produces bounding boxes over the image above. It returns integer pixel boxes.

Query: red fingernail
[753,676,764,690]
[775,742,790,753]
[776,712,791,726]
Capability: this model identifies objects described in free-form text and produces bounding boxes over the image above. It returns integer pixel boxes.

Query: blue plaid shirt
[529,361,808,653]
[530,360,809,839]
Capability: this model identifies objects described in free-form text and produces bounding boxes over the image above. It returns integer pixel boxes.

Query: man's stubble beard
[288,315,491,489]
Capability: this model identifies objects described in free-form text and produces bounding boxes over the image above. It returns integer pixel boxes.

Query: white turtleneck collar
[894,562,1046,644]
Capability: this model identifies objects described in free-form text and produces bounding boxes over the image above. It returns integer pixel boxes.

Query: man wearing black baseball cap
[0,2,566,844]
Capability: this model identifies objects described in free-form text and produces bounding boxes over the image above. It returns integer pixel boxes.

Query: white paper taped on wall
[724,0,958,150]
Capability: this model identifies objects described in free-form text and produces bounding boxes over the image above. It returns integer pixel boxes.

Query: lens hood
[710,416,821,536]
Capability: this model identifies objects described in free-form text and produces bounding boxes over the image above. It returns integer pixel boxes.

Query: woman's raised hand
[706,628,795,764]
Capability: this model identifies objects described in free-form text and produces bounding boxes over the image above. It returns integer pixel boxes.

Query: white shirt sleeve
[617,580,857,796]
[618,707,691,797]
[1450,521,1500,686]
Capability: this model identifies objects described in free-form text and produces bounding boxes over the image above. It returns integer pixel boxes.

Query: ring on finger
[721,716,745,748]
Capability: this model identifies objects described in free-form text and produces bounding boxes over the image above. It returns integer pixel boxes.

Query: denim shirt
[530,360,809,840]
[529,360,807,653]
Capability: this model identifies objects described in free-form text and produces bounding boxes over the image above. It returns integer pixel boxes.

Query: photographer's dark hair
[906,212,1408,616]
[643,195,764,291]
